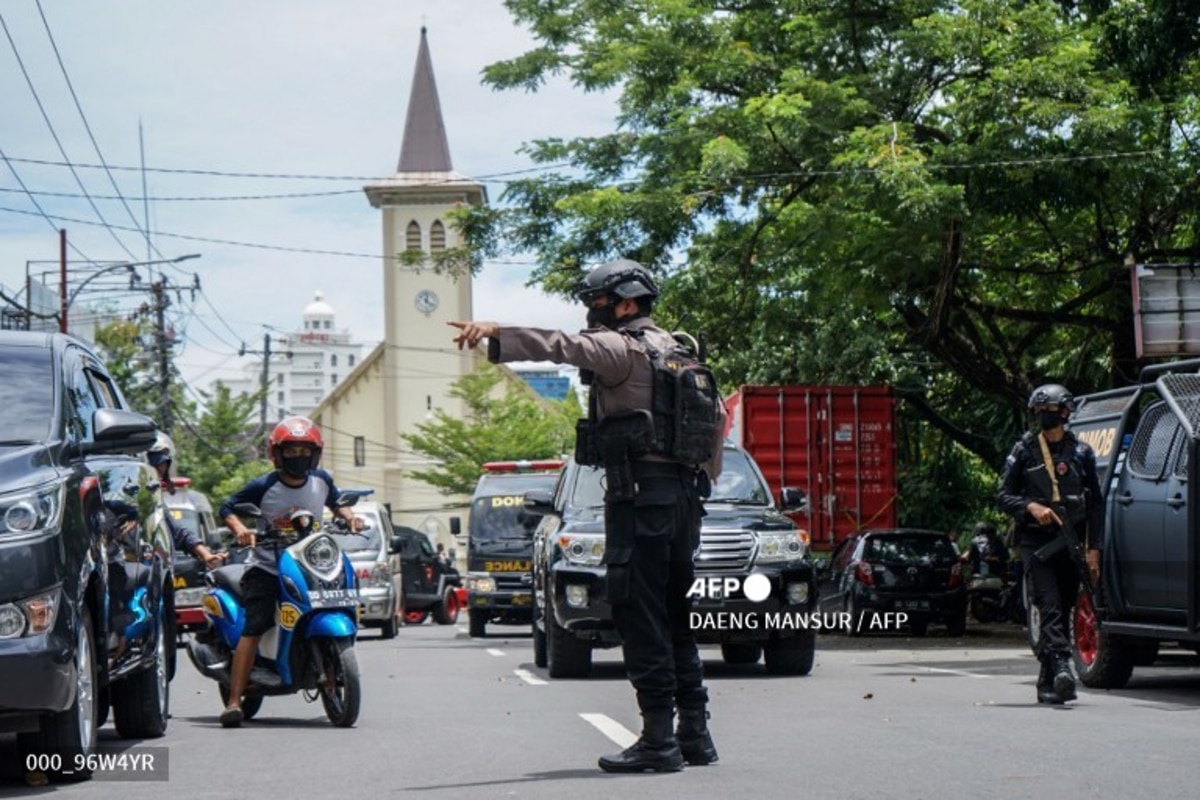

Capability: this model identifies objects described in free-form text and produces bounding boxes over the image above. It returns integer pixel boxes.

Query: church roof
[398,27,452,173]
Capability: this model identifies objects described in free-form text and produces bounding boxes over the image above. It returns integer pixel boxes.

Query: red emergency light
[171,477,193,488]
[481,460,564,473]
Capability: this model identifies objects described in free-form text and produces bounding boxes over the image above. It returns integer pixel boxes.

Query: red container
[724,386,898,550]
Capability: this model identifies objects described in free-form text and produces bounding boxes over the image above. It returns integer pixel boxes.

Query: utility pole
[152,280,173,434]
[59,229,67,333]
[240,333,291,454]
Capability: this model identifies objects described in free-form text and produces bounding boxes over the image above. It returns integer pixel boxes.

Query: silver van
[164,480,223,635]
[325,501,402,639]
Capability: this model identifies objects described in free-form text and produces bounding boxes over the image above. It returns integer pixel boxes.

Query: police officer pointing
[997,384,1103,704]
[450,259,725,773]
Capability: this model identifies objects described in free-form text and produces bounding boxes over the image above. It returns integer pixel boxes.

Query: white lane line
[923,666,993,679]
[580,713,638,749]
[487,648,506,657]
[456,627,468,634]
[514,669,547,685]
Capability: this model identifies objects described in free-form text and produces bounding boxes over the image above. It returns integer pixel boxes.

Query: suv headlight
[467,575,497,593]
[557,534,605,567]
[755,530,808,564]
[0,483,66,538]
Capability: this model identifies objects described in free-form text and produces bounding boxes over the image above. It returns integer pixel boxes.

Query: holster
[1033,535,1067,562]
[596,410,655,503]
[575,417,600,466]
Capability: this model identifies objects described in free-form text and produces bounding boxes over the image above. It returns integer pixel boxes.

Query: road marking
[580,713,638,749]
[487,648,506,657]
[457,627,468,634]
[923,666,993,679]
[514,669,547,685]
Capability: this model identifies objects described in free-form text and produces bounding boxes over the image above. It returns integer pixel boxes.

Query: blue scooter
[185,496,363,726]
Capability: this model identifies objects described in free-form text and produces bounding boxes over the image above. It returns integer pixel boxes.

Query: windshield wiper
[706,497,762,505]
[0,439,36,446]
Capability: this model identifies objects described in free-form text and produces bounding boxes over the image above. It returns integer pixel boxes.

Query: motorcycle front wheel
[317,638,360,728]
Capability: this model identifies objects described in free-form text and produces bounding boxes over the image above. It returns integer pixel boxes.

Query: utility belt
[585,410,710,502]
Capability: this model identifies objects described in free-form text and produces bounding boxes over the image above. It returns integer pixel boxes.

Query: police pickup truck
[1066,360,1200,687]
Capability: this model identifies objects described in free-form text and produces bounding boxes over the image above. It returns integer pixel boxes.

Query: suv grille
[696,528,755,574]
[495,573,531,591]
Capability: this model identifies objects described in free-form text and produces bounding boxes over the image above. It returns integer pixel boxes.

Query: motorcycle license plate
[308,588,360,607]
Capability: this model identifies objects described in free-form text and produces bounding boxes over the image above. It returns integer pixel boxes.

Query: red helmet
[268,416,324,471]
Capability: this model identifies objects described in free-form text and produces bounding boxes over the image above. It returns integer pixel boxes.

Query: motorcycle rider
[960,522,1009,578]
[216,416,362,728]
[148,432,224,569]
[997,384,1103,704]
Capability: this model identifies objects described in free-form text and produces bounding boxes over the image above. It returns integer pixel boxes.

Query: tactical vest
[626,328,722,467]
[1016,431,1088,525]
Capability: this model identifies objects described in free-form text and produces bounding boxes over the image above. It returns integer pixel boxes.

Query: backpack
[626,328,723,466]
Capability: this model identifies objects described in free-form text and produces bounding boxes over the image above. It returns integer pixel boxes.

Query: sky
[0,0,617,397]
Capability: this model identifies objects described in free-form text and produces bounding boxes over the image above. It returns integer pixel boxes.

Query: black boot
[1036,660,1061,705]
[598,710,684,773]
[676,708,718,766]
[1053,655,1077,702]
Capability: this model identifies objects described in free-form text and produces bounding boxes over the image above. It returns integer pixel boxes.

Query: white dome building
[223,291,367,420]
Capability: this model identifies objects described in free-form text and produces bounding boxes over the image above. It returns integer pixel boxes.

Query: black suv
[527,444,817,678]
[0,331,170,780]
[390,526,462,625]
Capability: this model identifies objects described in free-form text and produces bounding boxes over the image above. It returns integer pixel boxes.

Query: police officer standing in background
[450,259,725,773]
[998,384,1103,704]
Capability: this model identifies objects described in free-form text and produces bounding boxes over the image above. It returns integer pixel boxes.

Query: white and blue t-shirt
[219,469,344,574]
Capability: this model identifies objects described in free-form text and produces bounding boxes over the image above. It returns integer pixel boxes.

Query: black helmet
[576,259,660,304]
[1027,383,1074,410]
[973,521,997,538]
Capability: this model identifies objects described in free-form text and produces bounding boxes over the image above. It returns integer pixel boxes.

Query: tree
[92,315,194,431]
[470,1,1200,523]
[402,364,579,496]
[173,381,271,501]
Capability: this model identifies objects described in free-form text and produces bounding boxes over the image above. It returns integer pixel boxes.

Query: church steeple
[397,26,452,173]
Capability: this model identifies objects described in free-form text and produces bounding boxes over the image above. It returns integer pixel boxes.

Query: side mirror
[449,516,462,536]
[780,487,807,512]
[233,502,262,518]
[389,535,404,555]
[335,491,361,508]
[77,409,158,457]
[524,489,558,518]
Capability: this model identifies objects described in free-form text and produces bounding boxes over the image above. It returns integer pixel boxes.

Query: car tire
[18,606,98,782]
[845,597,865,637]
[547,610,592,678]
[433,586,460,625]
[1072,588,1135,689]
[405,609,429,625]
[112,609,170,739]
[532,604,548,668]
[764,631,815,676]
[219,685,265,720]
[720,644,763,665]
[468,609,487,638]
[380,610,399,640]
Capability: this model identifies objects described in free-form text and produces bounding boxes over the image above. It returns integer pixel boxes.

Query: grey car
[325,501,402,639]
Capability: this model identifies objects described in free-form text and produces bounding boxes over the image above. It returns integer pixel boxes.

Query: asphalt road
[2,621,1200,799]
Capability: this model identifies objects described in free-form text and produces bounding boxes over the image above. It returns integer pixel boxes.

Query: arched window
[405,220,422,251]
[430,220,446,252]
[348,354,356,367]
[331,354,338,367]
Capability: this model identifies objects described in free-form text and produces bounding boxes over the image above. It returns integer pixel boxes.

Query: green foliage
[479,0,1200,521]
[92,316,194,430]
[402,364,578,497]
[172,382,271,503]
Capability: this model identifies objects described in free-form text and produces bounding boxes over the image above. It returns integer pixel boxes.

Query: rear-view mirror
[524,489,558,518]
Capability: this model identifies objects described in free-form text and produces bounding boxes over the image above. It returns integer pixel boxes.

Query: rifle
[1033,503,1102,612]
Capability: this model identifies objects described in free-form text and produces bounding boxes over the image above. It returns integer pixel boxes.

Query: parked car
[165,479,224,638]
[527,444,817,678]
[456,460,562,638]
[0,331,171,781]
[325,500,402,638]
[389,526,462,625]
[817,529,967,636]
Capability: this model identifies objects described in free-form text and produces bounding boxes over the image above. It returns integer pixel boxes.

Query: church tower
[362,27,486,529]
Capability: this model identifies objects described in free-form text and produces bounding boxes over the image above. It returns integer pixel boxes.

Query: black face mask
[1037,410,1063,431]
[281,455,310,479]
[586,303,620,330]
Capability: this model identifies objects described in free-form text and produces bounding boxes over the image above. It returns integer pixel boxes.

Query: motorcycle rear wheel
[218,685,264,720]
[318,638,361,728]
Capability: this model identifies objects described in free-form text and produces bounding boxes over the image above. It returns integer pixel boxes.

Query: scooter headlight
[303,535,341,577]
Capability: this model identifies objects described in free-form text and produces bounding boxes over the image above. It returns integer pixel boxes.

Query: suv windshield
[0,346,53,442]
[865,534,956,564]
[469,473,559,541]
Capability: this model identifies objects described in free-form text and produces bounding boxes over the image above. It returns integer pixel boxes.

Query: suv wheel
[532,601,548,668]
[112,609,170,738]
[547,610,592,678]
[468,609,487,638]
[380,612,399,639]
[764,631,815,676]
[19,606,98,782]
[1071,588,1135,689]
[433,586,460,625]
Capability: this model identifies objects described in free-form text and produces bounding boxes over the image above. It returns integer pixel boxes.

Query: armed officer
[450,259,725,773]
[997,383,1103,704]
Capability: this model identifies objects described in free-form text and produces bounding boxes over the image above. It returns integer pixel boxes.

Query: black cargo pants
[604,462,708,715]
[1020,539,1079,662]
